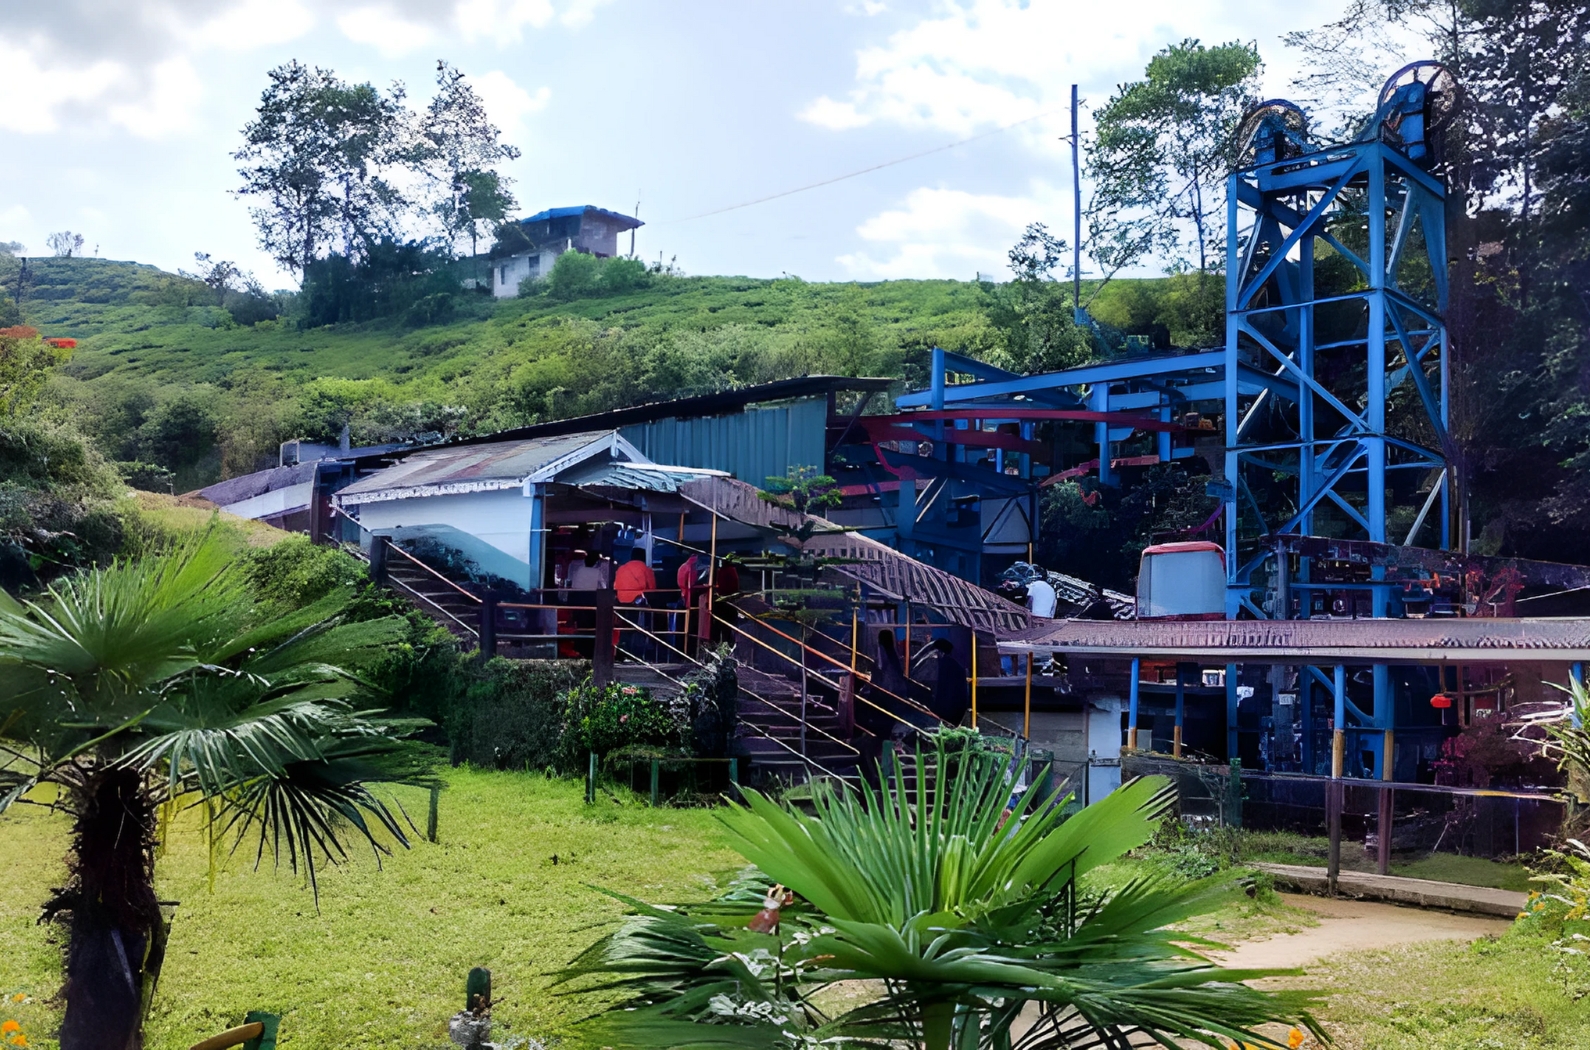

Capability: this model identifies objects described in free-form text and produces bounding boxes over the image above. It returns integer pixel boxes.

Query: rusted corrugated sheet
[1000,617,1590,662]
[337,431,610,504]
[679,476,1031,634]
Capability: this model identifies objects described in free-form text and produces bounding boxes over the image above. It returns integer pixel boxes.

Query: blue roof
[521,205,643,229]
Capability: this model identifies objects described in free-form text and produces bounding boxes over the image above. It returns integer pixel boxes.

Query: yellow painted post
[1023,651,1033,738]
[971,639,979,729]
[1172,724,1183,759]
[850,608,859,672]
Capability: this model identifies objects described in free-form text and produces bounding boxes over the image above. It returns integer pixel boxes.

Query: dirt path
[1210,892,1511,971]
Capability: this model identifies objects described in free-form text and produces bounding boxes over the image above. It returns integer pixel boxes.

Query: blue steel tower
[1222,80,1454,620]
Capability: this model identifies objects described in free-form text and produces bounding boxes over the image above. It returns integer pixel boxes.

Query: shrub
[547,250,601,300]
[559,679,683,769]
[445,658,587,770]
[679,644,738,757]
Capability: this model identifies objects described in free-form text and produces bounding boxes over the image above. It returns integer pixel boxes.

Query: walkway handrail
[384,573,481,639]
[383,540,484,604]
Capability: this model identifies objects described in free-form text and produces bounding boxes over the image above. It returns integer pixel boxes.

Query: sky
[0,0,1393,289]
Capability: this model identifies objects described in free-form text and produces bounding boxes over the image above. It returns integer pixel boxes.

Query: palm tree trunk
[53,766,161,1050]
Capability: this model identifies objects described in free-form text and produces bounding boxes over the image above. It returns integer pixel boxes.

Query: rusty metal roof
[336,431,625,505]
[678,476,1031,634]
[999,617,1590,662]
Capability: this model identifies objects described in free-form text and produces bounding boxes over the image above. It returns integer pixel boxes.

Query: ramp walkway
[1254,862,1527,918]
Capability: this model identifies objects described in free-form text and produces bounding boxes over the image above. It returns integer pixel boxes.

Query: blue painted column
[1092,382,1115,487]
[526,482,545,594]
[1332,664,1347,779]
[1127,657,1141,750]
[1573,662,1585,728]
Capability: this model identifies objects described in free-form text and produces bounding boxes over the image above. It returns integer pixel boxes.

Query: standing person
[928,638,970,727]
[676,552,701,656]
[1026,572,1058,619]
[859,629,908,784]
[615,548,657,659]
[1078,581,1116,620]
[567,550,610,657]
[710,553,742,645]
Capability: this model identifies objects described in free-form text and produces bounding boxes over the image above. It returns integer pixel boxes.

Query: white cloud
[838,183,1065,279]
[473,70,552,130]
[454,0,612,43]
[805,0,1343,142]
[108,57,204,139]
[337,5,437,57]
[0,39,123,134]
[184,0,316,49]
[844,1,889,14]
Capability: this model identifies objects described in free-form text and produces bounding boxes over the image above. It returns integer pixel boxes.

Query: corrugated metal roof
[677,476,1030,634]
[566,461,726,493]
[521,205,643,229]
[1000,617,1590,662]
[198,462,318,506]
[335,431,617,506]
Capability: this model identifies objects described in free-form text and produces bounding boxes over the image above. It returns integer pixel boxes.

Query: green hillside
[5,254,1196,491]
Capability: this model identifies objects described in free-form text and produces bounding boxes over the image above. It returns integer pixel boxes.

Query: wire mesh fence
[1124,752,1569,875]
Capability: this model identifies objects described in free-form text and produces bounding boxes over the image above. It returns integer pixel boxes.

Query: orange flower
[0,1022,18,1034]
[10,1033,27,1047]
[1288,1028,1306,1049]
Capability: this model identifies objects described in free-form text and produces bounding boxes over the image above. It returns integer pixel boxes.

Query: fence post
[427,784,440,843]
[1227,758,1242,829]
[593,587,615,688]
[368,534,389,587]
[728,757,739,795]
[586,752,597,804]
[649,758,660,806]
[479,593,498,661]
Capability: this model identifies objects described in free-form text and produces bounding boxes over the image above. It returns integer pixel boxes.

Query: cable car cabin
[1136,541,1225,620]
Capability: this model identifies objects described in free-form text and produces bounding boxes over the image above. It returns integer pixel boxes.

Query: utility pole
[1070,83,1083,323]
[631,194,640,258]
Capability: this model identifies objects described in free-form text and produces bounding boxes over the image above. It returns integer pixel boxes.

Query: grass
[1310,930,1590,1048]
[1236,830,1534,892]
[0,768,744,1049]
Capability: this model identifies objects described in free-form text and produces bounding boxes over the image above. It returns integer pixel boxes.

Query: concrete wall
[492,250,559,298]
[354,489,536,588]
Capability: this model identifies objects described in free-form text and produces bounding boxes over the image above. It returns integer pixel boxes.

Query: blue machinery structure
[890,65,1466,778]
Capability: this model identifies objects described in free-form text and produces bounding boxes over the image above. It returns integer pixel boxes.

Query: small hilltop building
[490,205,643,298]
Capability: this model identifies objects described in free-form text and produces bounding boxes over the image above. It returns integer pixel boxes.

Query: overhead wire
[655,108,1064,225]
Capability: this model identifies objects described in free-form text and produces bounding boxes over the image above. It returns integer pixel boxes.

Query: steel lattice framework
[1223,138,1452,620]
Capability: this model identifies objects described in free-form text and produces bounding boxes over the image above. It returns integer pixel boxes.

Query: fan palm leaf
[562,741,1329,1050]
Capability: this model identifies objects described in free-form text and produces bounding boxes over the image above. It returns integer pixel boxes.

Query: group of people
[553,545,743,659]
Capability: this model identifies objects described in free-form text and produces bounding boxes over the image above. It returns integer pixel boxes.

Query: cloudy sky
[0,0,1377,288]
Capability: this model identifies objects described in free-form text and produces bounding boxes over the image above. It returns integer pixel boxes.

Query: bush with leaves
[446,658,586,770]
[558,679,684,770]
[560,740,1326,1050]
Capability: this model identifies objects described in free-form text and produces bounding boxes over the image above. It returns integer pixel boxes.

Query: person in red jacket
[676,553,702,655]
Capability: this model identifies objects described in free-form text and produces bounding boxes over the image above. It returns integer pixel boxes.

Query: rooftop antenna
[1070,83,1083,323]
[631,193,640,257]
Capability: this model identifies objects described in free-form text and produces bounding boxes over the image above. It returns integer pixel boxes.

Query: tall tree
[1088,40,1263,275]
[0,531,429,1049]
[234,61,413,279]
[420,61,521,262]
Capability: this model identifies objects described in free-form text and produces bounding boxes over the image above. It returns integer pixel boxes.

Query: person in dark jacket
[928,637,969,726]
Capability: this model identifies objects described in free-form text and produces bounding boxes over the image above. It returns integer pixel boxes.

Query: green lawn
[6,770,1583,1050]
[1311,932,1590,1048]
[0,769,743,1049]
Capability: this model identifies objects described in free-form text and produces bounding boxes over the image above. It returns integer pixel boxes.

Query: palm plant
[561,742,1328,1049]
[0,530,431,1050]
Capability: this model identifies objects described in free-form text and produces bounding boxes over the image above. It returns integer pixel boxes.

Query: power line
[656,108,1063,225]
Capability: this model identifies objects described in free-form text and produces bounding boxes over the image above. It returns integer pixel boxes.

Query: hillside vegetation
[3,254,1190,490]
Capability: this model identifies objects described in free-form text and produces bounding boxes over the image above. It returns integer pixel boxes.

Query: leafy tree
[0,325,72,416]
[561,744,1324,1049]
[0,530,430,1049]
[299,239,456,327]
[983,223,1093,372]
[420,62,521,263]
[546,249,602,299]
[1090,40,1263,275]
[46,231,84,258]
[234,61,414,279]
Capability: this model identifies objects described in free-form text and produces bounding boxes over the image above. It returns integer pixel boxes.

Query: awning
[998,617,1590,663]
